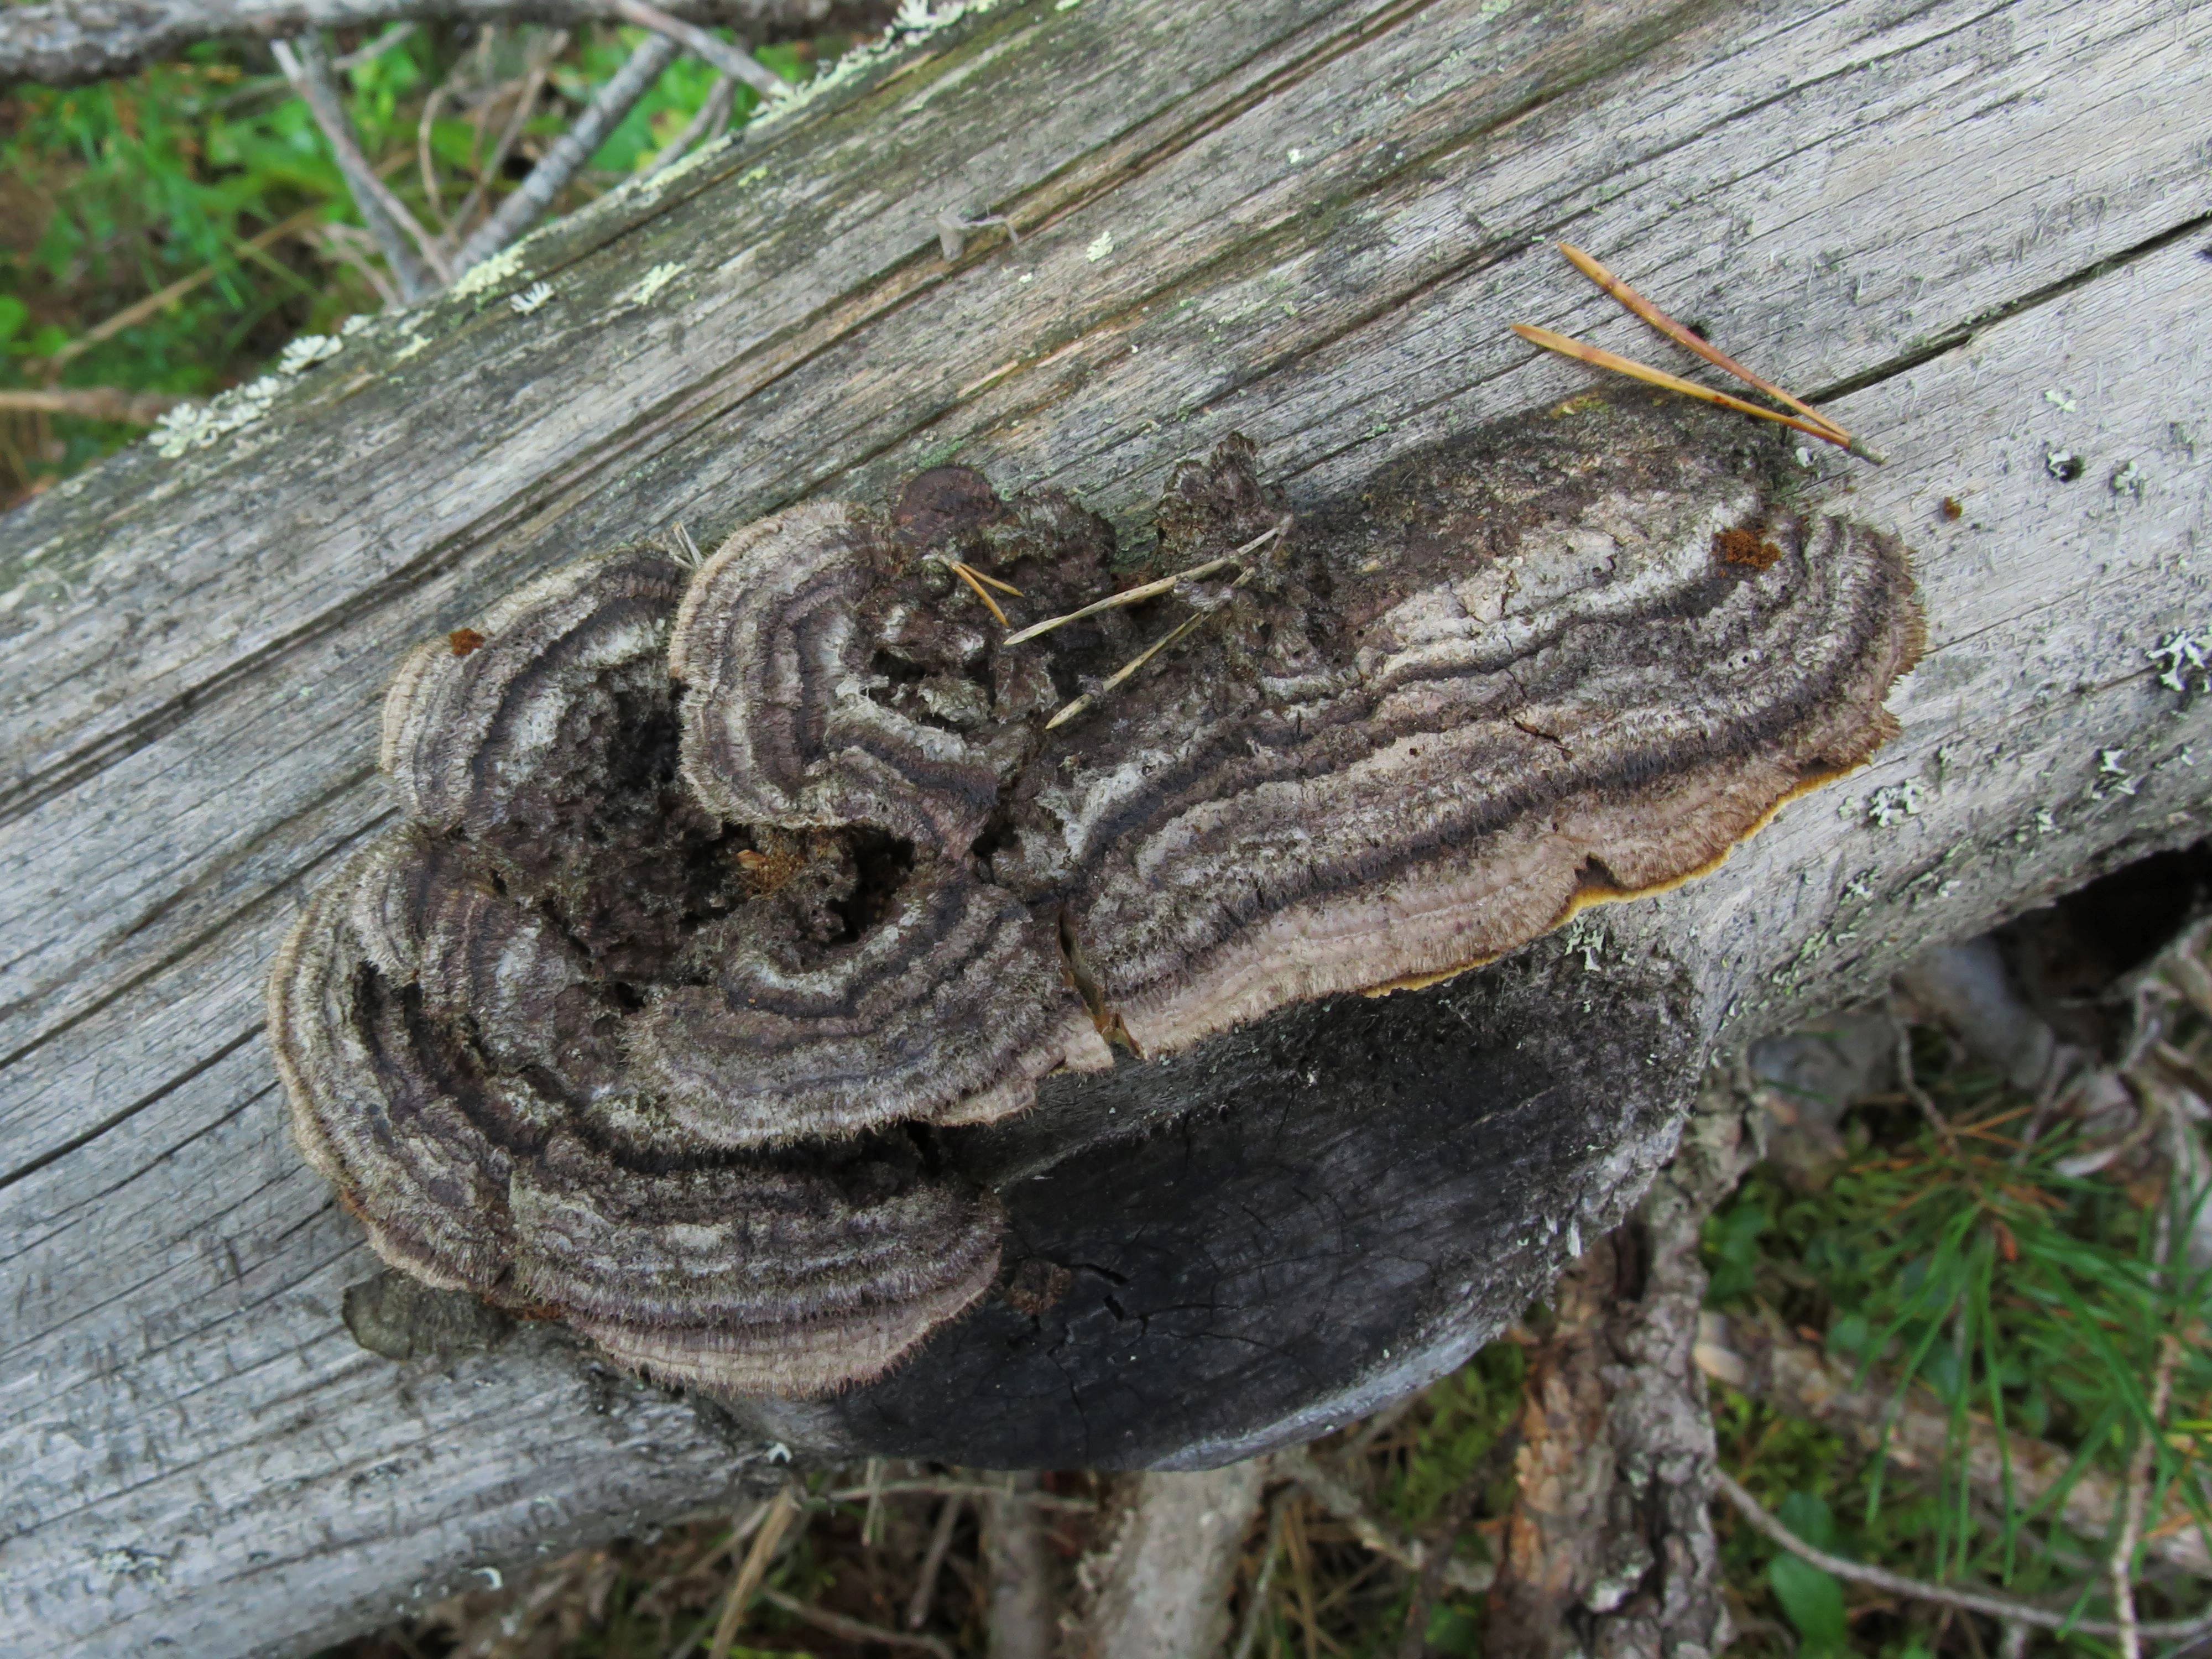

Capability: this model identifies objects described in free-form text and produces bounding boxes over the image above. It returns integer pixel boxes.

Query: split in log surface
[3,0,2210,1652]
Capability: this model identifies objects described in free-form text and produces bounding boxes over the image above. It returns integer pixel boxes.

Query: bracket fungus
[270,389,1922,1398]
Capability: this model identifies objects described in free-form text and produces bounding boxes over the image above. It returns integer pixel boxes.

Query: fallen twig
[1002,520,1286,646]
[1692,1313,2212,1580]
[612,0,784,95]
[1229,1486,1295,1659]
[271,33,448,298]
[759,1584,955,1657]
[0,387,189,424]
[0,0,888,88]
[39,205,328,372]
[446,29,571,247]
[906,1491,963,1631]
[455,30,681,272]
[645,71,735,174]
[1714,1469,2212,1640]
[705,1483,802,1659]
[1895,1010,1957,1150]
[1274,1448,1495,1595]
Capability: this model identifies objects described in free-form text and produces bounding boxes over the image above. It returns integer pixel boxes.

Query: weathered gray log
[0,0,891,89]
[2,0,2208,1652]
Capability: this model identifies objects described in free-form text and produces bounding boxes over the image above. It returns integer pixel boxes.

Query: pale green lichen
[278,334,342,374]
[1085,230,1114,261]
[2150,628,2207,694]
[508,281,555,315]
[1865,780,1921,827]
[149,374,283,457]
[625,263,688,306]
[450,245,528,300]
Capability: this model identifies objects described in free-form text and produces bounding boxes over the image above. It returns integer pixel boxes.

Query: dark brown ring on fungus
[984,394,1924,1057]
[268,839,1008,1395]
[669,500,1005,855]
[659,498,1112,1145]
[381,544,687,838]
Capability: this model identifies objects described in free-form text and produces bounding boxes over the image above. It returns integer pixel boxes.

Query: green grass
[1705,1036,2212,1655]
[0,23,829,505]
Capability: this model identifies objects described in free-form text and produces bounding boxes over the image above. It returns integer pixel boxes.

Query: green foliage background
[0,22,818,505]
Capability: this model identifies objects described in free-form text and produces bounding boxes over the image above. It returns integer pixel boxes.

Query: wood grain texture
[3,0,2209,1650]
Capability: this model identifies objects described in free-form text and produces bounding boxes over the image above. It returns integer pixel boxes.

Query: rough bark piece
[0,0,893,90]
[1078,1462,1271,1659]
[1485,1087,1756,1659]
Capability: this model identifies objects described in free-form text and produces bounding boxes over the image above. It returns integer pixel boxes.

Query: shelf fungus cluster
[270,390,1923,1395]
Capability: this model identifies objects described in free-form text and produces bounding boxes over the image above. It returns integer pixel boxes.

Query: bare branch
[1693,1313,2212,1580]
[270,33,447,298]
[445,27,568,246]
[0,388,191,424]
[0,0,894,89]
[452,29,679,273]
[905,1491,963,1632]
[705,1484,802,1659]
[645,70,734,171]
[2111,1331,2184,1659]
[331,19,415,67]
[1714,1470,2212,1640]
[37,204,328,372]
[609,0,782,95]
[757,1586,955,1658]
[1274,1448,1495,1595]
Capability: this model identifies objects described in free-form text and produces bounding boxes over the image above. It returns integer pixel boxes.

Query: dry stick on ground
[37,204,328,374]
[2111,1333,2183,1659]
[1230,1486,1297,1659]
[0,0,893,86]
[611,0,785,95]
[1274,1448,1496,1595]
[1693,1315,2212,1579]
[758,1585,957,1658]
[445,28,569,248]
[331,19,414,69]
[418,79,452,231]
[270,33,447,298]
[906,1492,964,1632]
[983,1470,1053,1659]
[705,1484,802,1659]
[1714,1470,2212,1641]
[452,29,680,272]
[304,219,403,306]
[1893,1009,1957,1149]
[0,389,189,425]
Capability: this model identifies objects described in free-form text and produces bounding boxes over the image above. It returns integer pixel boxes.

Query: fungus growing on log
[269,390,1922,1398]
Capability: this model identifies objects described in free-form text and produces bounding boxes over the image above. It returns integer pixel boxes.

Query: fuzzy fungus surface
[268,390,1922,1399]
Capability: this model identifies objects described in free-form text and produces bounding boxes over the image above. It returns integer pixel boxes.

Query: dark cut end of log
[268,388,1921,1411]
[758,926,1704,1468]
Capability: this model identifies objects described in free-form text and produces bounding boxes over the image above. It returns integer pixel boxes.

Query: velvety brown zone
[978,395,1919,1007]
[303,862,1003,1321]
[1055,521,1913,999]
